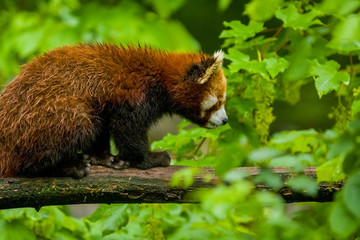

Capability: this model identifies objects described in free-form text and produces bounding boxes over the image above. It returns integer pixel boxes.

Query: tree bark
[0,166,343,210]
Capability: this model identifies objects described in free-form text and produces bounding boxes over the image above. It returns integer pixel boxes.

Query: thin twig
[261,25,284,56]
[192,138,207,160]
[252,37,262,62]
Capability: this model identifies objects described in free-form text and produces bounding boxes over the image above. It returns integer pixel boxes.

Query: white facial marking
[206,105,228,129]
[201,95,218,112]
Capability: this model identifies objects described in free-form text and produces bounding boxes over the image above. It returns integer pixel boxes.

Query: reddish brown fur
[0,43,226,177]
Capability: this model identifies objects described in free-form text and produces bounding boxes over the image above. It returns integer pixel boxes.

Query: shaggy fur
[0,43,227,178]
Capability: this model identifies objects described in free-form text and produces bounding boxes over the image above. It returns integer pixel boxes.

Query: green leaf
[220,20,264,40]
[283,33,313,81]
[328,14,360,53]
[87,205,129,235]
[227,98,256,116]
[226,49,269,78]
[343,170,360,219]
[263,57,289,79]
[329,201,359,238]
[245,0,283,22]
[275,3,323,30]
[287,175,318,197]
[0,208,38,220]
[352,99,360,116]
[316,157,347,182]
[0,220,36,240]
[311,60,350,98]
[270,129,319,153]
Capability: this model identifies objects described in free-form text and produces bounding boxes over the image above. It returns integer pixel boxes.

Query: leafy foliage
[1,0,360,239]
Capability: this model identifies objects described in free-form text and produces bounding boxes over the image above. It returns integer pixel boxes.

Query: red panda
[0,44,227,178]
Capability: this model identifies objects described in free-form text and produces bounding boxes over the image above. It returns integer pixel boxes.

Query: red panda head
[175,50,228,129]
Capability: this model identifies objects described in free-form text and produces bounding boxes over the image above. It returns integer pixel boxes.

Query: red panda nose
[222,116,228,125]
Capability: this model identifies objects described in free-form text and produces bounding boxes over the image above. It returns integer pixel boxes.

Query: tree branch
[0,166,343,210]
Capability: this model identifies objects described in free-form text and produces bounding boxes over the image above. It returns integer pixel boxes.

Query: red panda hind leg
[18,151,91,178]
[15,100,100,178]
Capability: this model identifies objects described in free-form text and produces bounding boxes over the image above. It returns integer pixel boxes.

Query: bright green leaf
[0,208,38,220]
[220,20,264,40]
[275,3,323,30]
[226,49,269,78]
[263,57,289,79]
[0,220,36,240]
[270,129,319,153]
[316,157,347,182]
[311,60,349,98]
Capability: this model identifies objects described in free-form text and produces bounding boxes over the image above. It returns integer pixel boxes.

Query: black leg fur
[109,117,170,169]
[97,86,172,170]
[84,125,132,170]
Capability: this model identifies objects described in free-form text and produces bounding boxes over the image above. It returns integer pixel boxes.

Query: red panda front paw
[106,157,131,170]
[88,153,130,170]
[62,162,91,179]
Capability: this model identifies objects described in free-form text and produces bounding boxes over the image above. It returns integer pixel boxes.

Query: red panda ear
[185,50,224,85]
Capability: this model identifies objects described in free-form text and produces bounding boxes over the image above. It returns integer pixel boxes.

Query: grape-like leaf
[311,60,350,98]
[263,57,289,79]
[226,49,269,78]
[275,3,323,30]
[220,20,264,40]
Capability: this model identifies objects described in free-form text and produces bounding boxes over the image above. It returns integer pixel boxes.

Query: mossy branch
[0,166,343,210]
